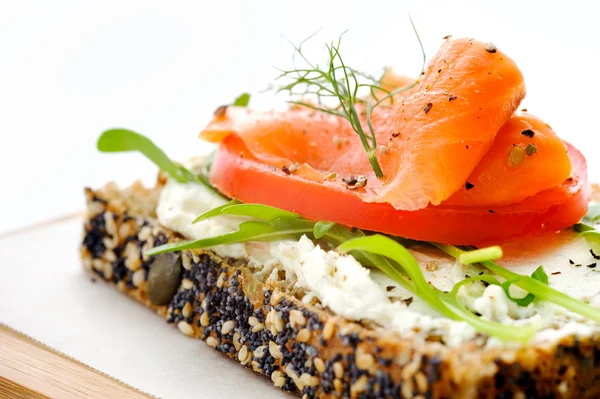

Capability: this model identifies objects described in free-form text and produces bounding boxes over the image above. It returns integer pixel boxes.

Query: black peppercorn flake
[521,129,535,138]
[465,182,475,190]
[423,102,433,114]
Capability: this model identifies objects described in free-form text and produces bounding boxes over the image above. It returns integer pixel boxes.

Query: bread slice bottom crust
[81,182,600,399]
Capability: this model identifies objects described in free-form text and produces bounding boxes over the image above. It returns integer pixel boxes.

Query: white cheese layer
[156,161,600,348]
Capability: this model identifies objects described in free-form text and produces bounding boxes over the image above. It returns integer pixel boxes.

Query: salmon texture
[201,39,571,211]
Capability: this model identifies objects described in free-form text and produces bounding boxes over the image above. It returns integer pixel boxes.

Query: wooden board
[0,324,153,399]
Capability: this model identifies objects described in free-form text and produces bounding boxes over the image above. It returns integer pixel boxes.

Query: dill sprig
[275,16,425,179]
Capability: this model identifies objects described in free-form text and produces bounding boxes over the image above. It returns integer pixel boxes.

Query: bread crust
[81,182,600,399]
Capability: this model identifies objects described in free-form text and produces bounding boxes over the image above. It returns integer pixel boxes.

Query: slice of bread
[81,179,600,399]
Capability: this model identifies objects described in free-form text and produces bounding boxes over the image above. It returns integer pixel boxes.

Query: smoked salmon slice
[201,38,526,211]
[443,113,572,207]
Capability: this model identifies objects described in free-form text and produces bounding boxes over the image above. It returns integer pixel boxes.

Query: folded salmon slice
[444,113,572,207]
[201,39,526,211]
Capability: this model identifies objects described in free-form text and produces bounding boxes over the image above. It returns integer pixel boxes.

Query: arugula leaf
[501,266,548,306]
[193,203,300,224]
[459,246,503,265]
[317,223,413,292]
[233,93,251,107]
[192,200,241,223]
[148,217,314,256]
[98,129,190,184]
[97,128,226,199]
[313,221,336,239]
[436,244,600,323]
[340,235,535,342]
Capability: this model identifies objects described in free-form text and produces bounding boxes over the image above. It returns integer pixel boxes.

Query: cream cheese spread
[156,158,600,347]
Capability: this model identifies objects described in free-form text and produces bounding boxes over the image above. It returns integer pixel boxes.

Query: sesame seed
[351,375,368,394]
[356,352,375,370]
[314,357,325,373]
[182,302,192,318]
[415,372,428,393]
[269,341,282,359]
[333,362,344,379]
[296,328,311,343]
[102,237,117,250]
[401,379,414,398]
[323,318,336,340]
[300,373,319,387]
[253,345,266,359]
[271,370,283,383]
[200,312,210,327]
[273,312,284,332]
[177,321,194,336]
[181,279,194,290]
[238,345,249,362]
[138,226,152,241]
[233,332,242,351]
[290,309,307,327]
[182,254,191,270]
[206,336,219,347]
[221,320,235,335]
[216,272,226,288]
[103,262,113,280]
[131,269,145,288]
[251,323,265,333]
[273,377,286,388]
[334,379,343,394]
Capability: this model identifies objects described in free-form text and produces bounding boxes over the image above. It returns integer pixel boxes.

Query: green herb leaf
[340,235,535,342]
[531,265,549,284]
[502,266,548,306]
[98,129,190,184]
[192,200,241,223]
[233,93,251,107]
[500,267,548,307]
[148,217,314,256]
[275,18,425,179]
[459,245,503,265]
[97,129,227,199]
[193,202,300,224]
[313,221,336,239]
[318,223,413,292]
[339,235,455,318]
[436,244,600,323]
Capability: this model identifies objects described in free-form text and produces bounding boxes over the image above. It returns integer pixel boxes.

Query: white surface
[0,217,287,399]
[1,0,600,233]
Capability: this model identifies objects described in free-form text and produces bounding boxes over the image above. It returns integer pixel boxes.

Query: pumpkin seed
[147,252,182,305]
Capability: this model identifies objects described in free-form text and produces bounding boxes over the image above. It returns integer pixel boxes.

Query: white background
[1,0,599,233]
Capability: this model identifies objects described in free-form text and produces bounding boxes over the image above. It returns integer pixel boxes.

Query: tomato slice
[210,135,589,245]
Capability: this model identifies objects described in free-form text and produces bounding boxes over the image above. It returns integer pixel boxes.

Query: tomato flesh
[210,135,589,245]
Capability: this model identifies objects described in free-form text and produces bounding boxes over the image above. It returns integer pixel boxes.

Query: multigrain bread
[80,179,600,399]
